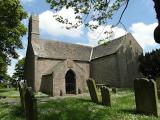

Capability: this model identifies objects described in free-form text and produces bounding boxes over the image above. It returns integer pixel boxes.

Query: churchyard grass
[0,88,19,98]
[0,88,48,98]
[0,89,160,120]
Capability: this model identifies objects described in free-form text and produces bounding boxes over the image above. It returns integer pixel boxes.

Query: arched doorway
[65,69,76,94]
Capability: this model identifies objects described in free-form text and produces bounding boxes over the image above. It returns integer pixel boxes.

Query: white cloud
[7,52,25,76]
[129,22,158,50]
[76,43,93,47]
[7,59,17,76]
[87,23,126,46]
[87,22,160,52]
[39,8,84,38]
[18,53,25,60]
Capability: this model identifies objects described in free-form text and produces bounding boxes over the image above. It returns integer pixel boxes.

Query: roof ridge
[40,38,93,48]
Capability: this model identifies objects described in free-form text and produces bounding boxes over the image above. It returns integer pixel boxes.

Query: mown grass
[0,88,19,98]
[0,89,160,120]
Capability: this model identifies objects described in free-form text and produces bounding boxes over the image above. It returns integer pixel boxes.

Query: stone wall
[118,36,143,87]
[40,74,53,96]
[90,54,120,87]
[24,45,35,90]
[35,57,90,96]
[36,58,63,92]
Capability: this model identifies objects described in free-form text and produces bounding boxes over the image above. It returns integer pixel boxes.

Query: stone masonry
[24,15,143,96]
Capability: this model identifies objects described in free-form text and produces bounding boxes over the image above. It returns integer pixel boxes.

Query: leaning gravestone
[134,78,158,117]
[86,79,99,103]
[24,87,37,120]
[100,86,111,107]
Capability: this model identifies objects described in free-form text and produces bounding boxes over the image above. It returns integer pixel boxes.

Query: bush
[0,83,6,89]
[139,49,160,79]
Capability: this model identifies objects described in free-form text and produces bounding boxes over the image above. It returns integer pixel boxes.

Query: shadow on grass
[120,109,136,114]
[0,89,12,93]
[77,98,92,103]
[10,105,25,118]
[38,98,106,120]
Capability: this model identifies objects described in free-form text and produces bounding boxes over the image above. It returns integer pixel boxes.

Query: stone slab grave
[86,79,100,103]
[134,78,159,117]
[100,86,111,107]
[24,87,37,120]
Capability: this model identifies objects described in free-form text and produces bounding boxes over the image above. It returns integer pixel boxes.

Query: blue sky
[7,0,160,76]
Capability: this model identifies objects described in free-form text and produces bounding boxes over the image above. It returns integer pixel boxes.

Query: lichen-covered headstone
[86,79,99,103]
[24,87,37,120]
[100,86,111,107]
[134,78,158,117]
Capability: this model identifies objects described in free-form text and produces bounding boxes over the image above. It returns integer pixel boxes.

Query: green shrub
[0,83,6,89]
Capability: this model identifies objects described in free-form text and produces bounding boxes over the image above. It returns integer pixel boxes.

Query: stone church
[24,15,143,96]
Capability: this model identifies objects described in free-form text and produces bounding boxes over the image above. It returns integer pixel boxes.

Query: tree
[47,0,160,43]
[139,49,160,79]
[47,0,129,38]
[153,0,160,43]
[12,58,25,83]
[0,0,27,77]
[12,58,25,88]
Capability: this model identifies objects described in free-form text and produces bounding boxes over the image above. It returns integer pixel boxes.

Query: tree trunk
[153,0,160,43]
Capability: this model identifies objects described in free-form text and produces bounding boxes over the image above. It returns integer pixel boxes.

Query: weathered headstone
[86,79,99,103]
[78,88,82,94]
[112,87,117,94]
[60,90,63,96]
[24,87,37,120]
[134,78,159,117]
[18,81,25,109]
[100,86,111,107]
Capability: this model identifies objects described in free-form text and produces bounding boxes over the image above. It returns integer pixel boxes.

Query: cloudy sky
[7,0,160,76]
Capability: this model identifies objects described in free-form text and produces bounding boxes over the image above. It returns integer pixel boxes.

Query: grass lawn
[0,89,160,120]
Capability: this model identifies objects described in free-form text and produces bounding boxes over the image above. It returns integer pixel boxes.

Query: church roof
[31,33,142,61]
[31,39,92,61]
[91,33,130,59]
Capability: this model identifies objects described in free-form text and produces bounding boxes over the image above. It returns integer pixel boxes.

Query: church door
[65,70,76,94]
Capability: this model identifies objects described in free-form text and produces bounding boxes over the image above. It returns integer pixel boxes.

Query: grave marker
[86,79,99,103]
[134,78,158,117]
[101,86,111,107]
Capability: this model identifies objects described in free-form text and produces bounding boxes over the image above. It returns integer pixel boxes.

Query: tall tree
[153,0,160,43]
[139,49,160,79]
[12,58,25,82]
[0,0,27,76]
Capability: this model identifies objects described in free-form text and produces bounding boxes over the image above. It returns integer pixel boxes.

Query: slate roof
[31,33,141,61]
[31,39,93,61]
[91,33,130,59]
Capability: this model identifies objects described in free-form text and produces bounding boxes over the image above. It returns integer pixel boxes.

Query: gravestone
[24,87,37,120]
[100,86,111,107]
[86,79,99,103]
[60,90,63,96]
[78,88,82,94]
[134,78,159,117]
[18,81,26,109]
[112,87,117,94]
